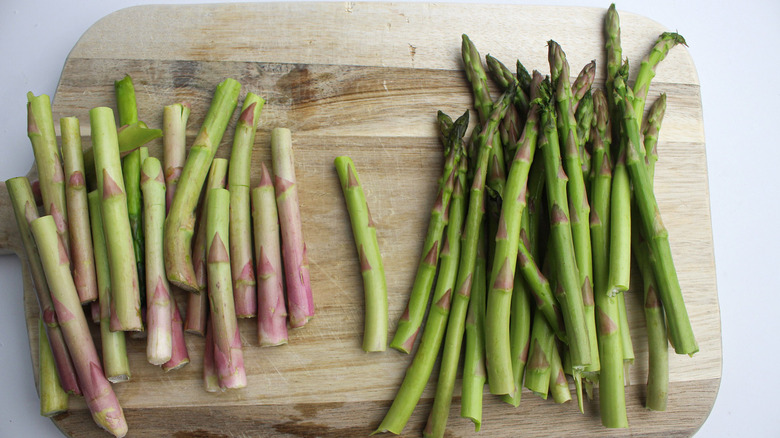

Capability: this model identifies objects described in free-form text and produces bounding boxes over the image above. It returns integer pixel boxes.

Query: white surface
[0,1,777,437]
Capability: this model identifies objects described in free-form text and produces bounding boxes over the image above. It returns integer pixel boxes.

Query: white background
[1,0,777,437]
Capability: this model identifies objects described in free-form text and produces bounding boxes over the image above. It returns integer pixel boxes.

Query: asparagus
[617,287,635,375]
[524,309,555,399]
[272,128,314,328]
[141,157,173,365]
[500,257,532,406]
[229,94,265,318]
[252,163,289,347]
[90,106,143,332]
[31,216,127,437]
[27,93,70,256]
[61,117,98,303]
[206,188,246,389]
[161,303,190,372]
[122,149,146,309]
[115,75,139,126]
[165,78,241,292]
[335,156,388,352]
[572,60,596,113]
[643,94,667,178]
[163,103,191,212]
[549,342,572,404]
[632,33,687,129]
[485,54,530,115]
[7,177,81,395]
[576,90,595,182]
[391,111,466,353]
[461,225,487,430]
[87,190,131,383]
[203,320,220,393]
[38,317,69,417]
[608,146,631,295]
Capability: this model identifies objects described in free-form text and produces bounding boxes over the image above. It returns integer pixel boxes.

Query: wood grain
[0,2,720,437]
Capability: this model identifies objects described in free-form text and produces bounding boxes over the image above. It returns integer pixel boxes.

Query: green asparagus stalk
[122,149,146,310]
[27,93,70,256]
[203,320,219,393]
[161,302,190,372]
[576,90,595,182]
[632,33,686,129]
[61,117,98,303]
[90,106,143,332]
[87,190,131,383]
[7,177,81,395]
[617,289,635,376]
[31,216,128,437]
[335,156,388,352]
[272,128,314,328]
[115,75,139,126]
[391,111,466,353]
[608,148,631,295]
[605,4,623,94]
[461,225,487,430]
[572,60,596,113]
[500,258,533,406]
[485,54,530,115]
[165,78,241,292]
[516,60,533,98]
[643,94,667,178]
[524,309,555,399]
[549,341,572,404]
[252,163,289,347]
[596,292,628,428]
[163,103,191,212]
[206,188,246,389]
[38,317,69,417]
[229,94,265,318]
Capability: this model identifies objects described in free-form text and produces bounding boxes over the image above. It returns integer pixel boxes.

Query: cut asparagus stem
[229,93,265,318]
[203,319,220,393]
[271,128,314,328]
[38,317,69,417]
[90,106,143,332]
[115,75,139,126]
[61,117,98,304]
[524,309,554,399]
[88,190,131,383]
[7,177,81,395]
[335,156,388,352]
[252,163,289,347]
[141,157,173,366]
[461,225,487,430]
[31,216,128,437]
[163,103,191,212]
[549,341,572,404]
[206,188,246,389]
[161,303,189,372]
[27,93,70,256]
[122,149,146,310]
[165,78,241,292]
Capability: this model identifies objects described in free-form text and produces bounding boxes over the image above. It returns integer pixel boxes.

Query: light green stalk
[163,103,191,211]
[122,149,146,309]
[38,317,69,417]
[501,252,533,407]
[461,225,487,430]
[524,309,555,399]
[549,342,572,404]
[632,33,686,129]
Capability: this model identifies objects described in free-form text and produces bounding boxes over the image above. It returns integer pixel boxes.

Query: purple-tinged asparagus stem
[31,216,127,437]
[163,103,190,213]
[271,128,314,328]
[38,317,69,417]
[61,117,98,303]
[229,94,265,318]
[7,177,81,395]
[141,157,173,365]
[161,303,189,372]
[90,106,143,332]
[27,93,70,256]
[207,188,246,389]
[203,319,219,393]
[251,163,289,347]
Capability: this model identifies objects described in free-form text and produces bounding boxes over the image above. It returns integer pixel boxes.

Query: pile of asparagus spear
[376,4,697,435]
[9,76,313,437]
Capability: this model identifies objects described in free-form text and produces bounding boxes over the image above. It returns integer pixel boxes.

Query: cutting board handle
[0,181,21,256]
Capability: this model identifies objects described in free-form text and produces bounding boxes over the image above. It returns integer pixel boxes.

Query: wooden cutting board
[0,2,720,437]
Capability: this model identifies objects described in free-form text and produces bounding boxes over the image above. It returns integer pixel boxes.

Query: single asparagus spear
[27,93,70,256]
[38,317,69,417]
[484,54,530,115]
[122,149,146,309]
[524,309,555,399]
[549,342,572,404]
[229,94,265,318]
[61,117,98,303]
[461,225,487,430]
[272,128,314,328]
[206,188,246,389]
[90,106,143,332]
[391,111,466,353]
[617,286,635,378]
[163,103,191,212]
[252,163,289,347]
[335,156,388,352]
[88,190,131,383]
[572,60,596,113]
[500,254,532,407]
[141,157,173,365]
[608,146,631,295]
[643,94,667,177]
[632,32,687,129]
[7,177,81,395]
[115,75,139,126]
[161,303,190,372]
[576,90,595,182]
[203,319,220,393]
[31,216,127,437]
[165,78,241,292]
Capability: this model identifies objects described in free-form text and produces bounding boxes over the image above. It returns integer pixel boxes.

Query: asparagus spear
[31,216,127,437]
[203,320,220,393]
[461,225,487,430]
[524,309,555,399]
[572,60,596,113]
[500,255,532,407]
[61,117,98,303]
[90,106,143,332]
[549,342,572,404]
[122,149,146,309]
[252,163,289,347]
[632,33,687,129]
[163,103,191,212]
[165,78,241,292]
[272,128,314,328]
[161,303,190,372]
[87,190,131,383]
[229,94,265,318]
[7,177,81,395]
[335,156,388,352]
[115,75,139,126]
[38,317,69,417]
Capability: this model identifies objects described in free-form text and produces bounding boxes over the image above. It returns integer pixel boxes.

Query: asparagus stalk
[61,117,98,303]
[7,177,81,395]
[335,156,388,352]
[391,111,466,353]
[38,317,69,417]
[617,288,635,375]
[572,60,596,113]
[252,163,289,347]
[27,93,70,256]
[632,33,687,129]
[576,90,595,182]
[141,157,173,365]
[161,303,190,372]
[31,216,128,437]
[115,75,139,126]
[500,255,532,407]
[272,128,314,328]
[461,225,487,430]
[163,103,191,212]
[87,190,131,383]
[203,320,220,392]
[549,342,572,404]
[90,106,143,332]
[206,188,246,389]
[608,146,631,295]
[524,309,555,399]
[643,94,667,178]
[122,149,146,309]
[229,94,265,318]
[165,78,241,292]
